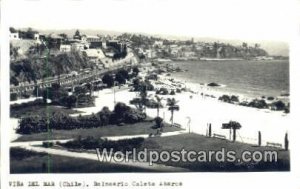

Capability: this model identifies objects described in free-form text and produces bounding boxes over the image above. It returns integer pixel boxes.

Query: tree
[102,74,114,88]
[58,33,68,39]
[64,95,77,109]
[114,102,131,118]
[167,98,179,126]
[132,67,140,77]
[154,116,164,130]
[75,30,80,36]
[118,69,129,80]
[258,131,262,146]
[285,132,289,151]
[242,42,248,49]
[9,27,17,33]
[138,84,148,113]
[222,121,242,142]
[97,106,112,126]
[115,72,126,84]
[25,27,37,39]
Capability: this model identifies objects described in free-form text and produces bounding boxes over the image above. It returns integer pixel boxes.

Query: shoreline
[10,64,289,147]
[71,84,289,147]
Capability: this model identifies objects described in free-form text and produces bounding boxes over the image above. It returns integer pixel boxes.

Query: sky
[3,0,299,42]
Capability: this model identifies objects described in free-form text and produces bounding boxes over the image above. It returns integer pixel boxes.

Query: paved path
[11,130,190,172]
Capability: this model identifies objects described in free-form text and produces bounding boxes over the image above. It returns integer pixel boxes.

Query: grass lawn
[137,133,290,172]
[10,148,155,173]
[10,104,81,118]
[15,121,182,142]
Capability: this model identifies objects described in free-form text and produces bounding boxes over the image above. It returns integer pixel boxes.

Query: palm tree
[167,98,179,126]
[138,84,148,113]
[222,121,242,142]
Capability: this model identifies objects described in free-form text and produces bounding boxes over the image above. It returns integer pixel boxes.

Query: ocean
[168,60,289,100]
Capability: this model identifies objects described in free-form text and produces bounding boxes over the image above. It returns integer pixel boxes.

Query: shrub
[16,102,146,134]
[170,90,176,95]
[10,93,18,101]
[43,85,68,105]
[248,99,268,109]
[272,100,286,111]
[76,94,94,108]
[74,85,88,95]
[61,95,77,108]
[60,137,145,153]
[11,98,45,111]
[115,72,126,84]
[157,88,169,95]
[42,142,54,148]
[230,95,239,102]
[153,116,164,129]
[218,95,231,102]
[21,92,31,99]
[123,109,146,124]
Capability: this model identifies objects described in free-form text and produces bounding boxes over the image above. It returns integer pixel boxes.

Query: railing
[10,64,133,93]
[266,142,282,148]
[213,133,226,139]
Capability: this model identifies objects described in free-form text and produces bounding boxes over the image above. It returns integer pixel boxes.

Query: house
[106,40,127,53]
[83,49,105,59]
[71,42,87,51]
[81,35,102,49]
[60,44,71,52]
[34,33,40,41]
[9,32,20,40]
[83,49,106,65]
[154,41,164,47]
[47,34,64,49]
[89,41,102,49]
[86,35,101,43]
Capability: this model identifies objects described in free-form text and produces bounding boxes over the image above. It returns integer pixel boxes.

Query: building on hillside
[86,35,101,43]
[106,40,127,54]
[83,49,105,59]
[79,35,103,49]
[145,49,157,59]
[89,41,102,49]
[153,41,164,47]
[34,33,40,41]
[60,44,71,52]
[47,34,64,49]
[71,43,86,51]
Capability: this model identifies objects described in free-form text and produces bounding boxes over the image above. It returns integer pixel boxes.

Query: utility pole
[113,81,116,106]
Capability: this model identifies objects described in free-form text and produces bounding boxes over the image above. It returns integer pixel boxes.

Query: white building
[60,44,71,52]
[71,43,86,51]
[34,33,40,41]
[83,49,105,59]
[153,41,164,47]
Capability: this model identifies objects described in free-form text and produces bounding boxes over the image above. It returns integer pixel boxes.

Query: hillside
[10,51,92,86]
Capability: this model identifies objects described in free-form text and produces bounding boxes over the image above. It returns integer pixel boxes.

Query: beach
[10,62,290,147]
[72,74,289,146]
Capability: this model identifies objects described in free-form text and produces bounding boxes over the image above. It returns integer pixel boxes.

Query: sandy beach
[72,80,289,146]
[10,67,290,147]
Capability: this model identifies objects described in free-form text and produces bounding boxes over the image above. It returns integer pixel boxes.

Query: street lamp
[186,116,191,134]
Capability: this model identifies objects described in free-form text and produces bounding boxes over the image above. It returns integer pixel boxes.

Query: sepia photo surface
[4,0,295,178]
